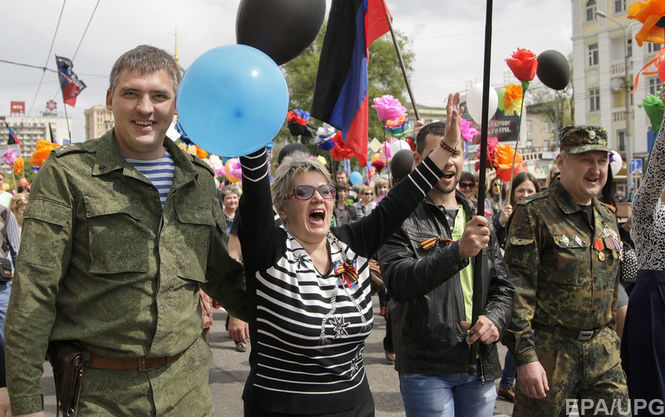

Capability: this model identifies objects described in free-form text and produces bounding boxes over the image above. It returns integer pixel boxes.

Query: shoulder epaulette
[190,154,215,176]
[598,200,616,213]
[53,142,94,158]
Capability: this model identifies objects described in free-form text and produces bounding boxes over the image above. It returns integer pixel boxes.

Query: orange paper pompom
[493,143,523,181]
[13,157,24,175]
[29,140,61,167]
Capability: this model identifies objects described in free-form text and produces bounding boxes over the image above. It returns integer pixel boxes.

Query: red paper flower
[330,132,354,161]
[505,48,538,82]
[475,136,499,171]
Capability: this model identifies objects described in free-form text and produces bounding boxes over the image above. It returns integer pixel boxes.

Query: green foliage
[279,23,415,172]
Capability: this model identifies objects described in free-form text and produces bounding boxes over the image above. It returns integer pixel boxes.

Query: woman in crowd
[621,89,665,407]
[351,184,376,221]
[9,192,28,230]
[236,94,464,416]
[373,178,389,204]
[487,175,506,215]
[220,184,241,233]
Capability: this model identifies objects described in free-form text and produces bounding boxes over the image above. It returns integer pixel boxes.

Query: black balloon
[390,149,415,183]
[536,50,570,90]
[236,0,326,65]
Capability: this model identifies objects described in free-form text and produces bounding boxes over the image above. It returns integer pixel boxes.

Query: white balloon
[610,150,623,177]
[390,140,411,158]
[466,83,498,124]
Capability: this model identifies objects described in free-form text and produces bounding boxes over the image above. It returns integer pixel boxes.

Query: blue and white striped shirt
[126,150,175,205]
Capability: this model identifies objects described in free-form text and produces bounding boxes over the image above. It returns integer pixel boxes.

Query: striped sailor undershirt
[238,148,442,413]
[126,149,175,205]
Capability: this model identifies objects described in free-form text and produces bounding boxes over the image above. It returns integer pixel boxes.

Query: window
[589,88,601,112]
[543,121,550,132]
[586,0,596,21]
[647,43,663,54]
[614,0,626,13]
[649,77,663,96]
[527,120,533,133]
[588,43,599,66]
[617,130,626,152]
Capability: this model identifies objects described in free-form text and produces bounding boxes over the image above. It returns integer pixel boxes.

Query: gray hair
[271,152,331,210]
[221,184,241,199]
[109,45,181,94]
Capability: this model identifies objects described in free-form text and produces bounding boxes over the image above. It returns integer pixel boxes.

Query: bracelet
[439,139,461,156]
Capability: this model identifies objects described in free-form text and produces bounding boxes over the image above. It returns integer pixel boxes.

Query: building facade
[1,113,71,160]
[571,0,661,187]
[84,104,114,140]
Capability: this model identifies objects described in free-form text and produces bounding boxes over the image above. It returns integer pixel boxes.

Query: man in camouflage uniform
[5,45,245,417]
[504,126,629,416]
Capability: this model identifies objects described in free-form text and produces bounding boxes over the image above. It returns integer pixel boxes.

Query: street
[38,297,514,416]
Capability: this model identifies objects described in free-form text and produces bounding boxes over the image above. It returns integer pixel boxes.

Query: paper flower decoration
[638,93,665,132]
[460,117,478,143]
[372,95,407,122]
[286,109,310,126]
[331,132,354,161]
[493,143,523,181]
[627,0,665,46]
[475,136,499,172]
[13,157,24,176]
[371,159,386,173]
[29,140,60,167]
[2,150,17,166]
[505,48,539,83]
[385,116,409,138]
[503,84,524,116]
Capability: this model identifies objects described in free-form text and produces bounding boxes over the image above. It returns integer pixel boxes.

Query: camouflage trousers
[513,327,629,417]
[77,336,214,416]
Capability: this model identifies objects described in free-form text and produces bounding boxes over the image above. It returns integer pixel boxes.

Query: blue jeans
[399,370,496,417]
[499,350,517,389]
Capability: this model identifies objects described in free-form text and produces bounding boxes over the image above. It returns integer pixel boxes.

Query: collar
[92,129,198,178]
[550,180,601,215]
[424,190,475,216]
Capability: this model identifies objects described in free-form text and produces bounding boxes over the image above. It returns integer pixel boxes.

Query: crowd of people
[0,43,662,417]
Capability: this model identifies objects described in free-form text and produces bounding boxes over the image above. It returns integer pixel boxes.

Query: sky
[0,0,573,141]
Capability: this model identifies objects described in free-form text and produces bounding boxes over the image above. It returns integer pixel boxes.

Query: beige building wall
[84,105,114,140]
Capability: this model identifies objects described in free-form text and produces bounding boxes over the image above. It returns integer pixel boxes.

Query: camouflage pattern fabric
[559,125,609,155]
[503,181,628,415]
[5,130,245,415]
[513,329,629,417]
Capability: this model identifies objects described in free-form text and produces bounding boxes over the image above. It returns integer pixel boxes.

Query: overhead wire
[28,0,67,115]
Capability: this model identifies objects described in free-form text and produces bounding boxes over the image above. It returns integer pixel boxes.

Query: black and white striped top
[238,148,442,415]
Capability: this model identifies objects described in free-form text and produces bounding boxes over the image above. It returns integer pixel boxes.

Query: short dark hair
[459,171,475,185]
[334,181,349,192]
[415,122,446,156]
[277,143,310,165]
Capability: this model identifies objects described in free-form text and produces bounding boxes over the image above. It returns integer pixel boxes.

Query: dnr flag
[5,122,22,150]
[311,0,392,166]
[56,55,87,107]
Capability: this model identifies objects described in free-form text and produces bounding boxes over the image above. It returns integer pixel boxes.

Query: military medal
[575,235,583,246]
[598,251,606,261]
[593,238,605,251]
[561,234,570,247]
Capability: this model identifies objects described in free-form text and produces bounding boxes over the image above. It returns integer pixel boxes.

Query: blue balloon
[349,171,363,185]
[177,44,289,157]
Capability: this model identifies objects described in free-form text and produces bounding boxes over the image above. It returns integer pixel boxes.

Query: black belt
[533,323,603,341]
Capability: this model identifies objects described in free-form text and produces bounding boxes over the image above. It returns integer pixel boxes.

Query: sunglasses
[459,182,475,189]
[289,184,337,200]
[363,192,373,195]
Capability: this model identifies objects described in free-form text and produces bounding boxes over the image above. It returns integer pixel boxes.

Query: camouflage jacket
[5,130,245,414]
[503,181,620,366]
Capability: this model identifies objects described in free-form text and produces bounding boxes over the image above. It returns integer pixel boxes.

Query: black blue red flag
[310,0,392,166]
[4,122,22,150]
[56,55,87,107]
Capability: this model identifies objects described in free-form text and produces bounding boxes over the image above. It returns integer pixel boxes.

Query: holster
[47,341,85,417]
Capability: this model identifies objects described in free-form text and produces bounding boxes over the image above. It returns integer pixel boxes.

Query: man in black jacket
[379,122,514,417]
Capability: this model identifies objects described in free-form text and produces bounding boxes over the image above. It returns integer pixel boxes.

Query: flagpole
[62,100,72,141]
[384,13,420,121]
[469,0,494,377]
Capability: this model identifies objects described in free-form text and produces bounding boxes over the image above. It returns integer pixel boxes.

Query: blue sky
[0,0,572,140]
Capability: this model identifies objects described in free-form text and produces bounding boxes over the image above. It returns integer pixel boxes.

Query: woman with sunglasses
[236,94,464,417]
[350,185,376,221]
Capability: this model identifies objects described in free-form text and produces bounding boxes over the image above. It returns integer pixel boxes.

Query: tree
[279,23,415,169]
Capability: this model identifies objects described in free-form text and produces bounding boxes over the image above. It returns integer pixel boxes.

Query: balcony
[610,60,625,77]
